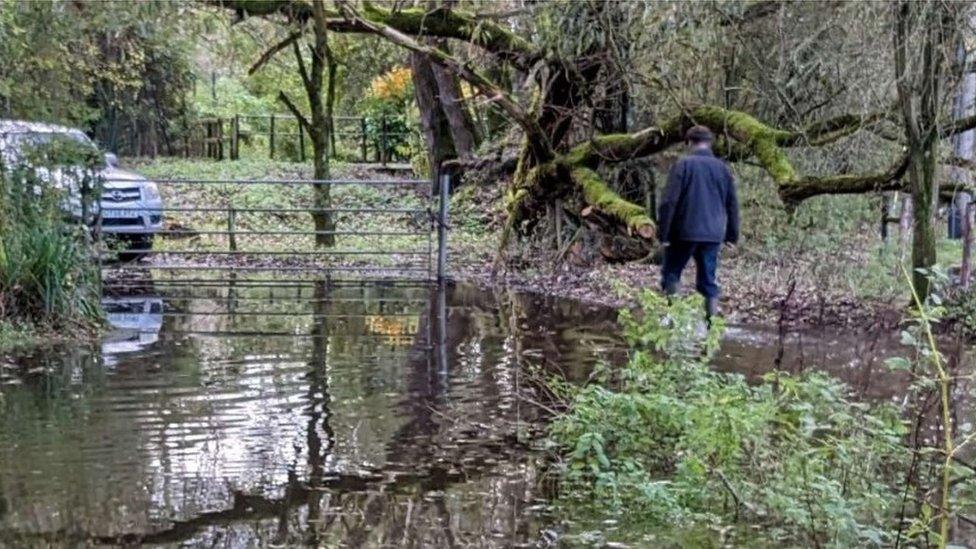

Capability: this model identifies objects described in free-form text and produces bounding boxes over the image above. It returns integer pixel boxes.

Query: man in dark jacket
[657,125,740,320]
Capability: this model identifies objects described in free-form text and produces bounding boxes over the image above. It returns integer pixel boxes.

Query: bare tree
[893,0,962,297]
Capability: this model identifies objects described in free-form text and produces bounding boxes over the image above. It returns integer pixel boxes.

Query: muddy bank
[452,258,905,331]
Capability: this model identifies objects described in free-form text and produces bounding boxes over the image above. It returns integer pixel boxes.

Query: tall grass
[0,167,101,332]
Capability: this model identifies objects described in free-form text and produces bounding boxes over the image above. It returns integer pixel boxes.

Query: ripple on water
[0,283,616,545]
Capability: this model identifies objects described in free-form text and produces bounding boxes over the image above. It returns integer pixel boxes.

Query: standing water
[0,279,915,545]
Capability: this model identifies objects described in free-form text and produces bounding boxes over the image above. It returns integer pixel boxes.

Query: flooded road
[0,280,919,546]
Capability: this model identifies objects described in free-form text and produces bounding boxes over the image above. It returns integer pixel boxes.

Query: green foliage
[192,76,278,120]
[549,291,909,546]
[0,1,195,156]
[361,66,419,164]
[0,165,101,331]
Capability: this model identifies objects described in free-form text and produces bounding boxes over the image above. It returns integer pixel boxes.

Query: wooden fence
[181,114,412,165]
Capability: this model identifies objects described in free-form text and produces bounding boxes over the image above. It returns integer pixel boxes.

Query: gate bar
[154,229,426,237]
[148,206,426,214]
[102,265,430,272]
[103,276,431,285]
[128,250,429,256]
[105,178,426,186]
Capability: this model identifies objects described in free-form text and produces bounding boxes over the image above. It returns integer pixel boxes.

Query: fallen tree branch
[357,2,541,70]
[779,155,910,203]
[571,165,655,239]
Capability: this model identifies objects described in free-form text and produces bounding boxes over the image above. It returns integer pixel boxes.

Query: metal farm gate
[97,174,450,287]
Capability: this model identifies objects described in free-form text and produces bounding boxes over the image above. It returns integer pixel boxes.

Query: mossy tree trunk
[410,49,457,174]
[277,0,336,248]
[894,0,955,299]
[429,39,480,158]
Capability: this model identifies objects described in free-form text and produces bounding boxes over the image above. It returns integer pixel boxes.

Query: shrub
[361,65,421,165]
[0,145,102,335]
[549,291,909,546]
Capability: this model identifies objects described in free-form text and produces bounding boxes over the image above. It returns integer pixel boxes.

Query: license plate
[102,209,141,218]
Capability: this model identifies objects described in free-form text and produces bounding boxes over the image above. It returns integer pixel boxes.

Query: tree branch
[357,1,541,70]
[206,1,541,68]
[248,30,303,75]
[571,165,656,239]
[292,41,312,93]
[277,91,312,134]
[941,110,976,138]
[779,155,911,203]
[202,0,315,20]
[336,0,553,162]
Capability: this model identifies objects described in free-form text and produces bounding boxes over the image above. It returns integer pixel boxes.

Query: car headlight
[143,182,160,201]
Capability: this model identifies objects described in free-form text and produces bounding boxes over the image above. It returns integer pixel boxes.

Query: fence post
[232,115,240,160]
[228,207,237,252]
[269,115,276,160]
[298,123,306,162]
[380,116,388,166]
[880,194,890,242]
[360,117,367,163]
[437,171,450,282]
[217,118,224,160]
[95,208,103,295]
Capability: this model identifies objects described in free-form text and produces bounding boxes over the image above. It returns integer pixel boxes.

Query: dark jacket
[657,148,739,244]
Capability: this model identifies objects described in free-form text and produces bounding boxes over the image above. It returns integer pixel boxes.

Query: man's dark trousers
[660,241,721,299]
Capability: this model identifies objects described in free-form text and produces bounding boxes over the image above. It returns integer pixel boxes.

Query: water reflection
[0,279,615,546]
[101,295,163,363]
[1,278,963,545]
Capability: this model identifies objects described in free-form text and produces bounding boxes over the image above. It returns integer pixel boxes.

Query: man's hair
[685,125,714,144]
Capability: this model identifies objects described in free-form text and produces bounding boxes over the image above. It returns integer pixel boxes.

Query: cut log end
[635,224,656,240]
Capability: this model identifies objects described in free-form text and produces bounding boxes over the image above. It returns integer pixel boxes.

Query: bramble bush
[549,291,909,546]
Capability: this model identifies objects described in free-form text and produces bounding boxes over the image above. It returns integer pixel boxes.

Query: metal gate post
[228,207,237,251]
[437,172,450,282]
[217,118,224,160]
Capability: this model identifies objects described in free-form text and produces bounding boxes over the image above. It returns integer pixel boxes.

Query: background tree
[0,1,195,156]
[208,0,341,246]
[893,0,963,298]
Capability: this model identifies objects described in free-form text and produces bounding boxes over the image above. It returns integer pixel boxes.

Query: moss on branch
[689,105,798,184]
[779,155,910,204]
[361,2,539,68]
[572,166,656,239]
[558,104,910,220]
[564,121,687,167]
